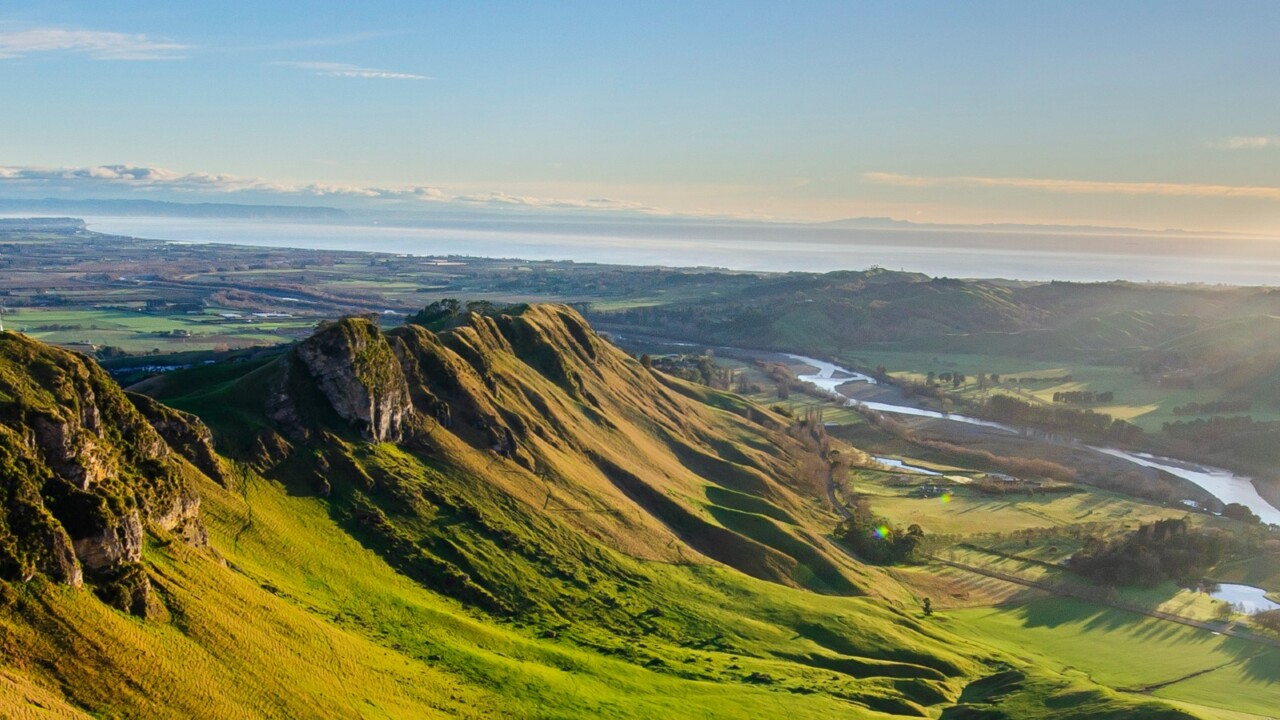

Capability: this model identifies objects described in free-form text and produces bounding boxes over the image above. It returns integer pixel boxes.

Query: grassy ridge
[0,308,1216,717]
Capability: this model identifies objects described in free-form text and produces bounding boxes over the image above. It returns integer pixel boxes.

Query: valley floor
[656,345,1280,720]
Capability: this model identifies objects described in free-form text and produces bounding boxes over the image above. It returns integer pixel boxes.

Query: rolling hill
[0,307,1197,718]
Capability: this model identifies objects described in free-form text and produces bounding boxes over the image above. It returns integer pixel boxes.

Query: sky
[1,1,1278,234]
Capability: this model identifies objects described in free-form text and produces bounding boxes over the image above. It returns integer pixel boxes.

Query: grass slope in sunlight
[0,307,1217,719]
[945,598,1280,718]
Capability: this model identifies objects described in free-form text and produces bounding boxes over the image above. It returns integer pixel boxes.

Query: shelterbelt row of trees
[980,395,1145,443]
[1160,416,1280,470]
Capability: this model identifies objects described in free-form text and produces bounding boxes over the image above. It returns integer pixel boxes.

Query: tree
[1223,503,1261,525]
[1214,601,1235,623]
[1068,518,1225,588]
[834,499,926,565]
[639,353,652,369]
[407,298,462,330]
[1255,610,1280,635]
[922,597,933,616]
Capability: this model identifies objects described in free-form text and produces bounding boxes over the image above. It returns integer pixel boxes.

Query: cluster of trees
[930,522,1114,549]
[1160,416,1280,468]
[758,361,809,399]
[592,269,1049,355]
[922,371,1003,389]
[982,395,1144,443]
[648,354,716,385]
[648,354,757,393]
[852,405,1079,482]
[1052,390,1114,404]
[1222,502,1262,525]
[1171,399,1252,416]
[94,345,131,360]
[1162,416,1259,452]
[1009,374,1073,384]
[971,477,1077,496]
[927,371,967,388]
[1069,518,1225,587]
[1255,610,1280,635]
[834,496,925,565]
[1092,470,1179,504]
[854,400,1191,502]
[406,299,512,331]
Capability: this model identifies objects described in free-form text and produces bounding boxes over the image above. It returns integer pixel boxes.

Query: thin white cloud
[230,31,400,52]
[0,28,189,60]
[0,164,670,214]
[451,191,663,213]
[275,61,428,80]
[1209,136,1280,150]
[864,172,1280,201]
[0,164,437,199]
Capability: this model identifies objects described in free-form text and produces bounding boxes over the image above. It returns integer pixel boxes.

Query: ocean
[77,215,1280,285]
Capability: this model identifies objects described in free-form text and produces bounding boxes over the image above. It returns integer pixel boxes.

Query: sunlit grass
[946,598,1280,717]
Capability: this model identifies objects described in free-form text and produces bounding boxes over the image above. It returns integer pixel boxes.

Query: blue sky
[1,1,1278,232]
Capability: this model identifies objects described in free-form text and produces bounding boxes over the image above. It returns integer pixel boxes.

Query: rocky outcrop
[128,391,231,488]
[152,490,207,547]
[260,308,618,469]
[71,510,143,573]
[293,317,413,442]
[0,332,208,614]
[30,408,114,490]
[386,323,529,464]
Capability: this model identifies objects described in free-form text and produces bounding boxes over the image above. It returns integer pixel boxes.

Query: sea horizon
[66,214,1280,286]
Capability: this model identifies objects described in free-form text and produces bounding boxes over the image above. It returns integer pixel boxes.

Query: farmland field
[947,598,1280,719]
[2,307,317,352]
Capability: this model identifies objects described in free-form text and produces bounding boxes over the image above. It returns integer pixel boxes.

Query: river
[783,353,1280,526]
[871,456,944,476]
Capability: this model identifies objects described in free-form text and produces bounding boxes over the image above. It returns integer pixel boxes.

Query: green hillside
[0,309,1203,718]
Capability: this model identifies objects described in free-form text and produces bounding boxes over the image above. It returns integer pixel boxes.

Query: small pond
[1209,583,1280,614]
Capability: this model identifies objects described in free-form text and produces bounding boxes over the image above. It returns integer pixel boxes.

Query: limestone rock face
[71,510,143,573]
[0,332,209,614]
[152,491,207,547]
[294,318,413,443]
[128,391,230,488]
[31,413,114,490]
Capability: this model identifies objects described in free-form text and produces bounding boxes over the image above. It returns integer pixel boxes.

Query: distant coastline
[71,214,1280,286]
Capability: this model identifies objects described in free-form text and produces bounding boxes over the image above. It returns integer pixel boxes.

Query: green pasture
[849,466,1197,538]
[946,598,1280,718]
[3,307,313,352]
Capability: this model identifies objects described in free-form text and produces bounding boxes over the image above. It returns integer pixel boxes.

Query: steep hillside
[154,305,881,599]
[0,313,1197,719]
[0,332,206,615]
[596,270,1038,354]
[595,273,1280,359]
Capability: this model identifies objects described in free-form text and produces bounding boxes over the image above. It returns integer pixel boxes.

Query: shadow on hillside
[1009,597,1280,683]
[1226,640,1280,683]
